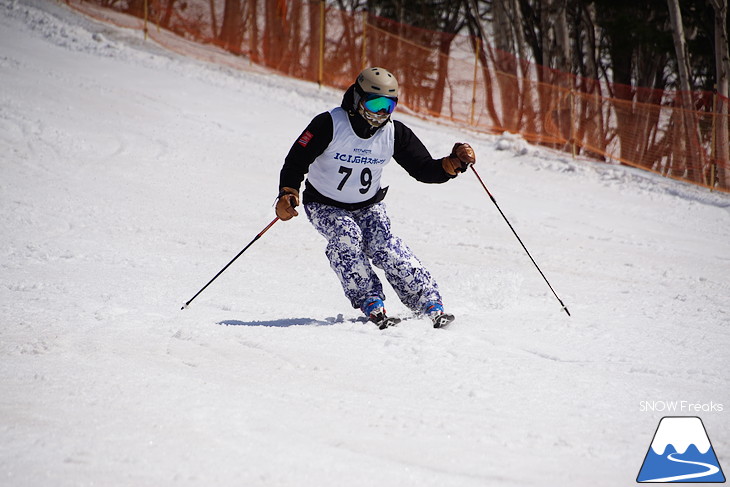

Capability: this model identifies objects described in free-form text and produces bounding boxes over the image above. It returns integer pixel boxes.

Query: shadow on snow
[217,315,365,328]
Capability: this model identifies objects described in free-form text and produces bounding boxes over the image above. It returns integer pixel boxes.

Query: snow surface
[1,0,729,485]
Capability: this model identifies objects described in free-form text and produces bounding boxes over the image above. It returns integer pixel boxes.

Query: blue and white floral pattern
[305,202,441,313]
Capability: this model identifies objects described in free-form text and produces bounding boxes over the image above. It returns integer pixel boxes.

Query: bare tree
[219,0,243,51]
[709,0,729,187]
[541,0,571,75]
[667,0,703,181]
[431,5,464,116]
[465,0,502,127]
[667,0,693,96]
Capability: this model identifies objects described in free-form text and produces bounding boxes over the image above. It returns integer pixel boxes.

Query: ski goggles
[362,94,398,114]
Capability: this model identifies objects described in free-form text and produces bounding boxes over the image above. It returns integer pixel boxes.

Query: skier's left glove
[442,142,476,176]
[275,187,300,221]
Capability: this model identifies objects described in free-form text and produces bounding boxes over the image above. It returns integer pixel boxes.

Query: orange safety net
[66,0,730,192]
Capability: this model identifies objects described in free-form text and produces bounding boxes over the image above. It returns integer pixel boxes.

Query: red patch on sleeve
[297,130,313,147]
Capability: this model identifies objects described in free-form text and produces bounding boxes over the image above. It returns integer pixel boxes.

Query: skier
[275,67,476,329]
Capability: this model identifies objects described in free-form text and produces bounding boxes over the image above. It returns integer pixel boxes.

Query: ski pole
[181,216,280,310]
[470,165,571,316]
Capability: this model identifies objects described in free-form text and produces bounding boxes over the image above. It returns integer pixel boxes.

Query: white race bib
[307,107,395,204]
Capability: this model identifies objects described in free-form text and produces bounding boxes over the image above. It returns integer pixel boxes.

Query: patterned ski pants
[305,201,441,313]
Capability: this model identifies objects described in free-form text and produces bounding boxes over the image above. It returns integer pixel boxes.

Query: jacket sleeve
[278,112,333,191]
[392,120,454,184]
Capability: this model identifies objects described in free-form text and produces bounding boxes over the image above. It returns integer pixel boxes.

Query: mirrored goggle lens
[363,96,397,114]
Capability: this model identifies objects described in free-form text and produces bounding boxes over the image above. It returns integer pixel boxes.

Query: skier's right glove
[275,187,300,221]
[442,142,476,176]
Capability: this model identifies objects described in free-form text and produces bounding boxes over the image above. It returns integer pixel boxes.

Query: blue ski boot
[425,301,455,328]
[361,297,401,330]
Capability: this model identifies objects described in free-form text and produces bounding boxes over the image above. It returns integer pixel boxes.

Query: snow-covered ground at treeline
[1,1,729,485]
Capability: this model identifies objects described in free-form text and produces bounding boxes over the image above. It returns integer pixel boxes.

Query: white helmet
[354,67,399,127]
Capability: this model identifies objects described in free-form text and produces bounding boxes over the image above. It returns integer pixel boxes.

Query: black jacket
[279,84,453,210]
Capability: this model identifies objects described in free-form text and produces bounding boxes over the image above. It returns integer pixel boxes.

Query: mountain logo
[637,416,726,483]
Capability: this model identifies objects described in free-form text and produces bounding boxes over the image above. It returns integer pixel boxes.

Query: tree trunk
[263,0,286,70]
[430,33,456,116]
[539,0,571,75]
[509,0,536,137]
[539,0,571,148]
[666,0,702,181]
[308,1,320,83]
[710,0,730,188]
[288,0,301,77]
[666,0,693,96]
[161,0,177,29]
[251,0,260,63]
[219,0,243,52]
[493,0,515,56]
[126,0,145,19]
[466,0,502,129]
[575,2,607,159]
[490,0,522,132]
[208,0,217,39]
[553,0,571,75]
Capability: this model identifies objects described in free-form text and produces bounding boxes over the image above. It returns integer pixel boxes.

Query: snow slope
[1,1,729,485]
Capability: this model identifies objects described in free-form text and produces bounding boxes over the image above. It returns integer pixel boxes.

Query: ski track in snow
[1,0,729,485]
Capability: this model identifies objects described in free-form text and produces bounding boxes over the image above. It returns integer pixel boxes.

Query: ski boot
[425,301,455,329]
[362,297,401,330]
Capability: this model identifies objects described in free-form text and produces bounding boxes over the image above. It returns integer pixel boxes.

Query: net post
[318,0,325,87]
[470,36,480,126]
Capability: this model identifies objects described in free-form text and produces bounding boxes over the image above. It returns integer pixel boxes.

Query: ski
[349,312,455,330]
[431,313,456,329]
[368,310,402,330]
